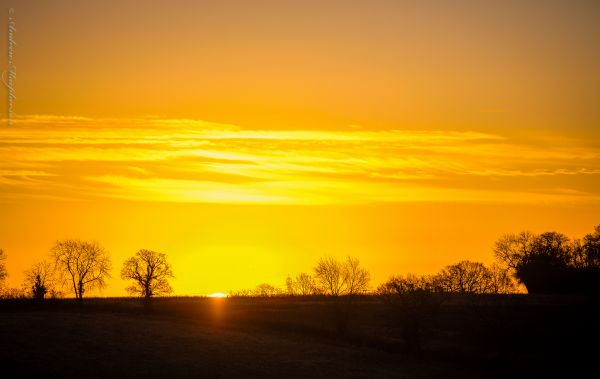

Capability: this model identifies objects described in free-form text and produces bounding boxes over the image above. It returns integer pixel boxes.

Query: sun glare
[207,292,228,298]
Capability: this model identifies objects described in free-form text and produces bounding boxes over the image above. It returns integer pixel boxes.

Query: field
[1,295,598,378]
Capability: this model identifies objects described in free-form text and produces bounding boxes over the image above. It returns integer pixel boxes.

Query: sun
[207,292,228,298]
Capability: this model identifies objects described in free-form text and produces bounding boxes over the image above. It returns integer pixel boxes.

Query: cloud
[1,115,599,204]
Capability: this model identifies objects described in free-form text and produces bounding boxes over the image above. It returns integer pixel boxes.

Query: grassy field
[1,295,598,378]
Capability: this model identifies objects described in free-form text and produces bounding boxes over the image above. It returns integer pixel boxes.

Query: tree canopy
[121,249,174,298]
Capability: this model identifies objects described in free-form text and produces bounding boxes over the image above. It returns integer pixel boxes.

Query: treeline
[1,225,599,299]
[231,256,370,297]
[231,258,515,297]
[0,240,174,300]
[231,225,600,298]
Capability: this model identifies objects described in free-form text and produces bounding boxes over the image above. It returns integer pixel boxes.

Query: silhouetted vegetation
[121,249,174,298]
[51,239,112,300]
[495,225,600,294]
[23,261,56,300]
[286,272,319,295]
[0,248,7,287]
[314,256,370,296]
[253,283,282,297]
[436,260,515,294]
[1,224,598,377]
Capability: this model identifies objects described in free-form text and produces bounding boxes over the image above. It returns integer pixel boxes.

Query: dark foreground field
[1,295,599,378]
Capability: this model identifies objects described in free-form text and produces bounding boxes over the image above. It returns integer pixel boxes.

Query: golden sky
[1,1,599,295]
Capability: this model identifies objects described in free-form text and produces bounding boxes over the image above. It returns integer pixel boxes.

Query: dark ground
[0,295,598,378]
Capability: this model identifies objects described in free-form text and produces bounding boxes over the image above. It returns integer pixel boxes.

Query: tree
[296,272,318,295]
[582,225,600,268]
[0,249,7,286]
[494,231,537,271]
[51,239,111,300]
[285,275,296,295]
[436,260,492,294]
[314,256,371,296]
[286,272,319,296]
[486,263,516,294]
[314,257,346,296]
[343,256,371,295]
[24,261,55,300]
[253,283,280,297]
[121,249,174,298]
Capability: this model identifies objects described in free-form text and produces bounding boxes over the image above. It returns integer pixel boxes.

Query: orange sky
[1,1,599,296]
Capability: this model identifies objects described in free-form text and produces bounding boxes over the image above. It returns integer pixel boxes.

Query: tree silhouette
[436,260,492,294]
[494,226,600,294]
[486,263,516,294]
[494,231,537,272]
[314,256,370,296]
[51,239,111,300]
[314,257,346,296]
[582,225,600,268]
[0,249,7,286]
[253,283,281,297]
[121,249,174,298]
[285,275,296,295]
[344,257,371,295]
[287,272,318,295]
[23,261,55,300]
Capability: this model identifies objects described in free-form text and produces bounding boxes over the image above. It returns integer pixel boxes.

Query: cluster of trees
[377,260,515,300]
[376,225,600,298]
[0,240,174,300]
[494,225,600,294]
[375,262,513,353]
[1,225,598,300]
[373,225,600,352]
[233,258,514,298]
[231,256,371,297]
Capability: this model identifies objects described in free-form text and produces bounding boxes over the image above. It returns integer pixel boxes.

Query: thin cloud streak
[1,115,599,205]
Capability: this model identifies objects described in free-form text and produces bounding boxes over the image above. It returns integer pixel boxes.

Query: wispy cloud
[1,115,599,204]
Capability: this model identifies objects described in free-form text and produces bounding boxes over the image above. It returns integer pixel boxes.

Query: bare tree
[121,249,174,298]
[24,261,55,300]
[285,275,296,295]
[314,256,371,296]
[436,260,491,294]
[486,263,516,294]
[344,256,371,295]
[314,257,346,296]
[0,249,7,286]
[253,283,281,297]
[286,272,318,295]
[51,239,111,300]
[296,272,318,295]
[494,231,537,271]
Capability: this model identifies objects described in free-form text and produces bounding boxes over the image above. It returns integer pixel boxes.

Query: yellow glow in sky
[0,1,599,296]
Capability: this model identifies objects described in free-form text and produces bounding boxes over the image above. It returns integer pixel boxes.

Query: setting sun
[1,1,599,377]
[208,292,228,298]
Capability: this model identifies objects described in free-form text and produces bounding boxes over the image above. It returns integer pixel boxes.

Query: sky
[0,0,599,296]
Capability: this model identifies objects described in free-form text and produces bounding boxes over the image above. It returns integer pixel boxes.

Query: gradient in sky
[1,0,599,295]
